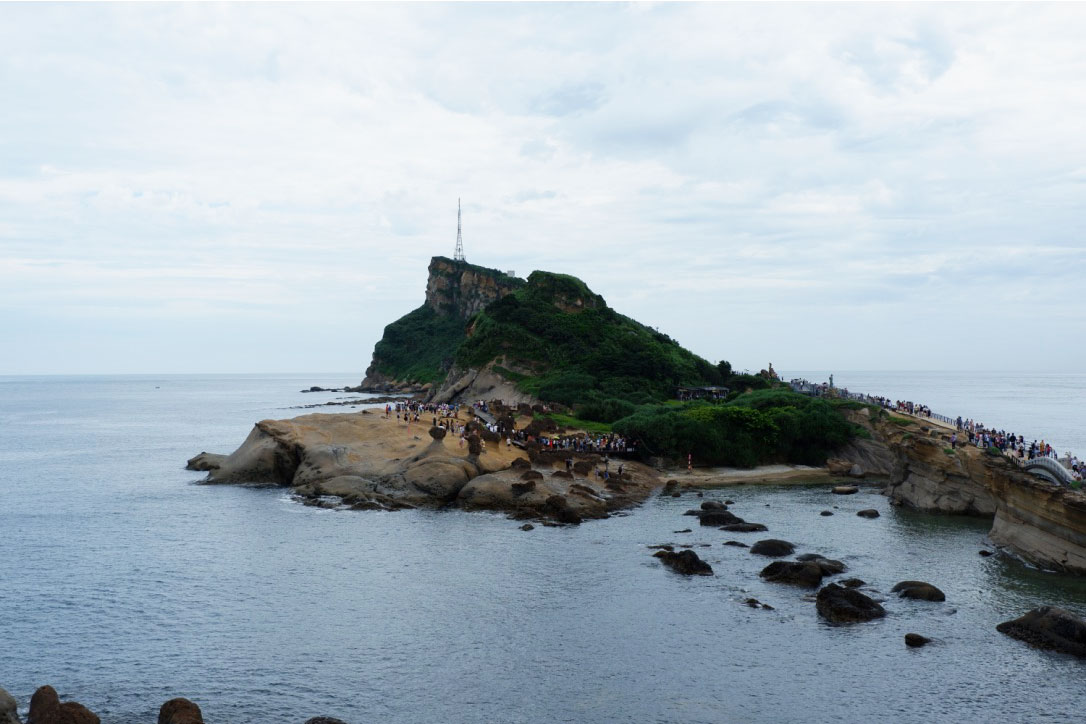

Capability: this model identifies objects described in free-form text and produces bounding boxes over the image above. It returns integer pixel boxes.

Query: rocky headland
[188,408,659,524]
[844,407,1086,575]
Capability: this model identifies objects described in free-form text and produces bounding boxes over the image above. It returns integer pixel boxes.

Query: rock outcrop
[749,539,795,557]
[1,687,18,724]
[815,583,886,623]
[759,560,824,587]
[423,256,524,320]
[996,606,1086,657]
[158,698,204,724]
[654,549,713,576]
[27,685,99,724]
[986,467,1086,574]
[193,410,657,522]
[872,411,1086,575]
[892,580,946,602]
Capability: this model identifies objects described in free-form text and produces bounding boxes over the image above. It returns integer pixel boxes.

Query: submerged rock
[820,510,834,516]
[750,539,796,557]
[892,581,946,602]
[723,540,749,548]
[721,522,768,532]
[304,718,349,724]
[840,577,866,588]
[857,509,880,518]
[519,523,534,531]
[701,500,728,511]
[905,633,932,648]
[816,583,886,623]
[996,606,1086,657]
[653,549,713,576]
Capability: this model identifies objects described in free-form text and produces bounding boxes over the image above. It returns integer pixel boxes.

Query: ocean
[1,372,1085,723]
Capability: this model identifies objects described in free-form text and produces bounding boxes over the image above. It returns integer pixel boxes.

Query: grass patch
[544,412,613,435]
[943,447,956,455]
[887,416,915,427]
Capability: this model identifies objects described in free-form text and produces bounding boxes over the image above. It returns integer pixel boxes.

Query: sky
[1,2,1084,377]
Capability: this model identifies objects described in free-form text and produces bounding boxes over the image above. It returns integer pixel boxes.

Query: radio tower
[453,198,466,262]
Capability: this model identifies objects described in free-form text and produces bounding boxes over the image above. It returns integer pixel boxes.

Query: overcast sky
[2,2,1084,377]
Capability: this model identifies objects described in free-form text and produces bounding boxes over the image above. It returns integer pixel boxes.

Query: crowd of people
[789,378,1081,485]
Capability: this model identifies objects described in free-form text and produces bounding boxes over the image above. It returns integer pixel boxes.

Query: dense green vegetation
[371,305,467,384]
[368,264,859,467]
[454,270,722,405]
[612,390,856,468]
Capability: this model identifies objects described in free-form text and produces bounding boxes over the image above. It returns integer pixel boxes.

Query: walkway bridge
[1019,457,1076,486]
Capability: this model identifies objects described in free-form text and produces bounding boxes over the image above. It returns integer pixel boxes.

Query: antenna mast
[453,198,466,262]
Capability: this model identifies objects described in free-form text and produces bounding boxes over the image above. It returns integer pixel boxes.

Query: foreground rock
[28,685,99,724]
[654,549,713,576]
[815,583,886,623]
[191,410,658,523]
[996,606,1086,657]
[1,687,17,724]
[159,698,204,724]
[892,580,946,602]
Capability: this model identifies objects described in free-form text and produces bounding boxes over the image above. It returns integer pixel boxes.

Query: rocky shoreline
[0,685,348,724]
[188,402,1086,574]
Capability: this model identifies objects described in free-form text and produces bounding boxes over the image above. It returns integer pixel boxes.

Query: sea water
[1,373,1085,723]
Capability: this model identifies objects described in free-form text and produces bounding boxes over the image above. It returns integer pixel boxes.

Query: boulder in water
[905,633,932,648]
[29,686,100,724]
[832,485,859,495]
[654,549,713,576]
[749,539,796,557]
[996,606,1086,657]
[701,500,728,511]
[760,560,824,587]
[158,698,204,724]
[892,581,946,602]
[699,510,744,526]
[857,509,880,518]
[721,522,768,532]
[304,719,349,724]
[815,583,886,623]
[1,687,18,724]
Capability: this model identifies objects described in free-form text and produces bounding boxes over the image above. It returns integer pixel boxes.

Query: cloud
[0,2,1084,373]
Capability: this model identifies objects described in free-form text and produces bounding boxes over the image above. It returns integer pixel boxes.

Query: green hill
[360,257,858,468]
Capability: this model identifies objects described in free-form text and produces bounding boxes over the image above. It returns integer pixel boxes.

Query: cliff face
[871,412,1086,574]
[424,256,524,319]
[360,257,525,392]
[988,468,1086,574]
